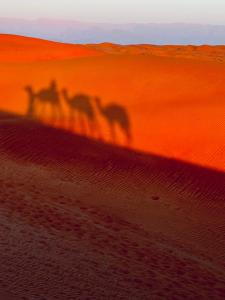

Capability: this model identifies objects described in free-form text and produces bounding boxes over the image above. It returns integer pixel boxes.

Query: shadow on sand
[0,110,224,202]
[25,80,132,147]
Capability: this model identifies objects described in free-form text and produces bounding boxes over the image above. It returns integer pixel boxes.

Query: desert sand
[0,34,225,171]
[0,35,225,299]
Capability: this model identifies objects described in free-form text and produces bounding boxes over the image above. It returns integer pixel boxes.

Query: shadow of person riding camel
[25,80,63,124]
[25,81,132,147]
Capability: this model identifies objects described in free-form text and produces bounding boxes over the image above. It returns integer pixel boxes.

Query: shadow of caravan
[25,81,132,147]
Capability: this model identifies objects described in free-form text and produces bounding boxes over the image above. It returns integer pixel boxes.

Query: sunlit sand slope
[0,112,225,299]
[0,35,224,170]
[0,34,103,62]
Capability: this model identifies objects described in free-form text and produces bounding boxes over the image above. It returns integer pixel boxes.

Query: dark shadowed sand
[0,111,225,299]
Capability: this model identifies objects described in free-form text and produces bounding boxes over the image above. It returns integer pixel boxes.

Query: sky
[0,0,225,25]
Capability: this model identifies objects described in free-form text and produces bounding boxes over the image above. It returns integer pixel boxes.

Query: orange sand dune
[0,34,103,62]
[0,34,224,172]
[90,42,225,62]
[0,112,225,299]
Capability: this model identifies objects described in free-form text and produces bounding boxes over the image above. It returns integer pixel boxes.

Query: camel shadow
[95,97,132,146]
[61,88,101,139]
[25,80,63,124]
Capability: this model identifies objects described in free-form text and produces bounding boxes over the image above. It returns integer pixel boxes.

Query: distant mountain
[0,18,225,45]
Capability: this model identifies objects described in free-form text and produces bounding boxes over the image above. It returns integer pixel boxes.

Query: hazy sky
[1,0,225,24]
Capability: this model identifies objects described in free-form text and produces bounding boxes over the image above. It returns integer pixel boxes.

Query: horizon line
[1,17,225,27]
[1,33,225,47]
